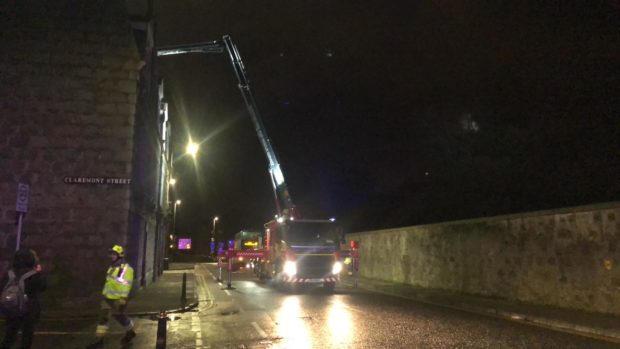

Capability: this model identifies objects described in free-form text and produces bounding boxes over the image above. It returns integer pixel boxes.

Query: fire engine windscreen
[235,230,262,250]
[284,222,341,246]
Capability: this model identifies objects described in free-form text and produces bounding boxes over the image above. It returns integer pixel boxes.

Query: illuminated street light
[211,216,219,257]
[173,200,181,235]
[169,178,176,186]
[211,216,219,242]
[186,141,199,157]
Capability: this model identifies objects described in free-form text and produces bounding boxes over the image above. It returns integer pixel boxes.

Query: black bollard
[155,310,167,349]
[217,257,222,282]
[180,272,187,307]
[227,255,233,289]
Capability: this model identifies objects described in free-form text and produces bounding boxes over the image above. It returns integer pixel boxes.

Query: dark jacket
[0,249,47,319]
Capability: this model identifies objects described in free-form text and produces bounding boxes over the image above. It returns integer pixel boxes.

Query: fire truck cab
[256,218,343,291]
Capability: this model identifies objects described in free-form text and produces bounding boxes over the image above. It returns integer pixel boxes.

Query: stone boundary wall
[348,202,620,315]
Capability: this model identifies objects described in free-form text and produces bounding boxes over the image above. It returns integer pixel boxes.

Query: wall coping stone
[349,201,620,237]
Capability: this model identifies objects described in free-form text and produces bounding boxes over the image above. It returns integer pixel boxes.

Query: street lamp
[211,216,219,256]
[173,199,181,234]
[186,140,199,158]
[169,178,176,186]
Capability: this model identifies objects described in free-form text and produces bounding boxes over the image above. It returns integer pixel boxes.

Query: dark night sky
[154,1,619,244]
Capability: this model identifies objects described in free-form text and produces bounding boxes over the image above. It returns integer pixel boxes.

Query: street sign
[15,183,29,213]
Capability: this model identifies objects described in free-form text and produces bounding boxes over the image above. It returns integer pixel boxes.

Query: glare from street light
[214,216,219,222]
[186,141,199,157]
[170,178,176,186]
[176,200,181,205]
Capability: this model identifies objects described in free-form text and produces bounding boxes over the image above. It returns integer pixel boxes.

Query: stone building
[0,1,171,306]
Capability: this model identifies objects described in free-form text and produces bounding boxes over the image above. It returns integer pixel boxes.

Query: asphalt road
[190,264,618,349]
[17,263,620,348]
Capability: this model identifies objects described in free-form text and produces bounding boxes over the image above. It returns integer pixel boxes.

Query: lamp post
[173,199,181,235]
[211,216,219,256]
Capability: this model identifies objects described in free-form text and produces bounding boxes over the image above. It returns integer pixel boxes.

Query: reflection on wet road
[198,264,619,349]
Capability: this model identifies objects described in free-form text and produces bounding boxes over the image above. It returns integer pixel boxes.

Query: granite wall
[348,202,620,315]
[0,1,165,306]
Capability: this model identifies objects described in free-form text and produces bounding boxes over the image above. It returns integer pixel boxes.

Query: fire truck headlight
[283,260,297,277]
[332,261,343,275]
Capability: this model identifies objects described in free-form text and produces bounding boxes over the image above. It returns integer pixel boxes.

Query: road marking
[34,331,122,335]
[164,269,194,274]
[224,289,232,296]
[252,321,267,338]
[195,264,215,312]
[194,264,212,347]
[192,307,204,348]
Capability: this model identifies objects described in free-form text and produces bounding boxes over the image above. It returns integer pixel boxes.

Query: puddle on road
[220,309,240,315]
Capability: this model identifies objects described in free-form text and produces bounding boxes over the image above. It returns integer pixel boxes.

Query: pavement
[340,273,620,345]
[0,263,200,348]
[39,262,199,319]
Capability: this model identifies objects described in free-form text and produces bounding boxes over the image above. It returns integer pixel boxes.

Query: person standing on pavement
[91,245,136,346]
[0,248,46,349]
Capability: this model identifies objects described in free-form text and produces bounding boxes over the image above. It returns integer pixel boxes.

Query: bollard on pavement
[217,256,223,282]
[226,240,234,289]
[227,251,233,289]
[155,310,167,349]
[180,272,187,307]
[217,242,225,282]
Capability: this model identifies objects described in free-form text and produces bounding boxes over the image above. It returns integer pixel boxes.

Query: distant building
[0,1,171,306]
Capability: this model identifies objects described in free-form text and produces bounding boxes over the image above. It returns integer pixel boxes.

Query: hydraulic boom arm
[157,36,297,217]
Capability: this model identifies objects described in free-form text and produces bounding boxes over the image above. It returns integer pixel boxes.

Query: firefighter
[89,245,136,347]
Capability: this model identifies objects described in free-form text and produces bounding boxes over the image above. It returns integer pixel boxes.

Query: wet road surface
[20,263,620,348]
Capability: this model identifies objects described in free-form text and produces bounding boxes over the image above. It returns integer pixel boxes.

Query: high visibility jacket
[102,263,134,300]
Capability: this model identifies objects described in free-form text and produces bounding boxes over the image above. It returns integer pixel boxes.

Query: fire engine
[233,230,263,270]
[158,36,350,291]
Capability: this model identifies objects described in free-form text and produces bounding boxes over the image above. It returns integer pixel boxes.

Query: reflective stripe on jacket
[102,263,134,299]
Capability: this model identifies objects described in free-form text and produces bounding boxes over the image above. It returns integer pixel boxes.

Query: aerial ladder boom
[157,36,296,218]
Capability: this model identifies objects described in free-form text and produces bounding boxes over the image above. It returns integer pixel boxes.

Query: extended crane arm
[157,36,297,218]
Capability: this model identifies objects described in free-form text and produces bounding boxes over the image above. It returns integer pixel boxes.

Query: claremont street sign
[63,177,132,185]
